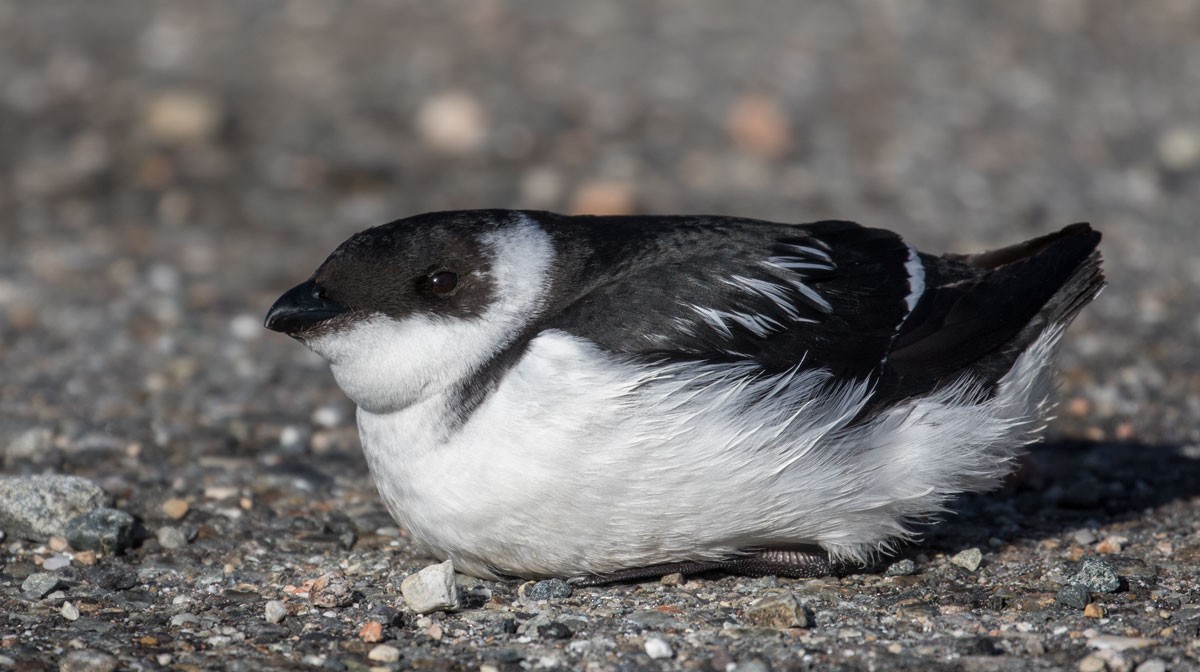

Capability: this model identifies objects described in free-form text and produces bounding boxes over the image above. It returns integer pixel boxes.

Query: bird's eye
[429,271,458,295]
[311,284,326,300]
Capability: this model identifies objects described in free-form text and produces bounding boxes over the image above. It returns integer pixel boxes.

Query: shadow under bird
[265,210,1104,583]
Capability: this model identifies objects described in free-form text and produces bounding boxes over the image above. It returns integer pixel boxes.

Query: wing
[540,215,918,379]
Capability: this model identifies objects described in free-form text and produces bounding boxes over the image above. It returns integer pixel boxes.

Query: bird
[264,209,1104,583]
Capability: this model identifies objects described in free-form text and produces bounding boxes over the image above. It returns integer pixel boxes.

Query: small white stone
[61,601,80,621]
[400,560,459,614]
[229,314,261,341]
[264,600,287,624]
[311,406,342,428]
[367,644,401,663]
[644,636,673,660]
[415,90,487,155]
[950,547,983,572]
[42,554,71,571]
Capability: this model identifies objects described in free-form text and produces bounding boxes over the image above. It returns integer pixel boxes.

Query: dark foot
[568,549,848,587]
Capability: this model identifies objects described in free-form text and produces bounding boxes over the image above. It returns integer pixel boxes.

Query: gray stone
[59,649,118,672]
[400,560,458,614]
[1055,583,1090,609]
[309,571,353,608]
[1069,556,1121,593]
[264,600,287,624]
[21,572,62,599]
[42,554,71,571]
[522,578,573,601]
[4,427,52,467]
[742,592,810,629]
[644,637,673,659]
[170,613,201,628]
[155,525,188,550]
[950,548,983,572]
[886,559,916,576]
[65,508,136,555]
[0,475,111,541]
[1135,659,1167,672]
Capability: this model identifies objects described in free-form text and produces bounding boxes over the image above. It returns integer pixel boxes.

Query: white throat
[305,214,556,414]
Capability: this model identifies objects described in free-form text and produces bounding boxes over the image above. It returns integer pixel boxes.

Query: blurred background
[1,1,1198,456]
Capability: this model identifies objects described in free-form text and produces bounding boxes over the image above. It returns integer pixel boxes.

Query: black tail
[885,223,1104,396]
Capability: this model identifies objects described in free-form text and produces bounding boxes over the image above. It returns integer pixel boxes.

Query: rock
[1072,529,1098,546]
[160,498,189,520]
[155,526,188,550]
[4,427,52,467]
[1056,584,1090,609]
[42,554,71,571]
[170,613,200,628]
[728,92,791,160]
[0,475,111,541]
[415,90,487,155]
[742,592,809,629]
[61,601,80,621]
[358,620,383,642]
[264,600,287,624]
[660,572,685,586]
[537,621,573,640]
[400,560,458,614]
[886,559,916,576]
[59,649,118,672]
[1077,654,1106,672]
[65,507,136,555]
[22,572,62,599]
[568,179,635,216]
[1069,556,1121,593]
[1158,125,1200,170]
[367,644,401,663]
[1135,659,1167,672]
[950,548,983,572]
[1083,602,1104,618]
[644,637,673,660]
[1087,635,1155,651]
[142,89,223,143]
[521,578,573,601]
[310,571,353,608]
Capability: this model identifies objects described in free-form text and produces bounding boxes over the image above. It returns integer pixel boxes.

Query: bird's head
[265,210,556,413]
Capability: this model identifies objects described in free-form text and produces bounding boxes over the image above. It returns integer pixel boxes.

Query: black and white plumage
[265,210,1104,581]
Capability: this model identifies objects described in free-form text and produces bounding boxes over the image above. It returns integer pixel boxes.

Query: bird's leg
[568,548,844,586]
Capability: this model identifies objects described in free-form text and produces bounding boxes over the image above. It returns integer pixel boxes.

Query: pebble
[161,498,189,520]
[537,622,573,640]
[1087,635,1155,651]
[886,559,917,576]
[155,526,188,550]
[728,92,791,160]
[358,620,383,642]
[61,601,80,621]
[1069,556,1122,593]
[3,427,52,468]
[42,554,71,571]
[415,90,487,155]
[65,507,136,555]
[367,644,401,663]
[1083,603,1105,618]
[0,475,111,540]
[522,578,573,601]
[400,560,458,614]
[568,179,635,216]
[59,649,118,672]
[1056,584,1091,609]
[1135,659,1168,672]
[264,600,287,624]
[142,89,223,143]
[170,613,200,628]
[1157,125,1200,170]
[21,572,62,599]
[950,548,983,572]
[309,571,354,608]
[644,637,673,660]
[1078,654,1106,672]
[1072,529,1098,546]
[742,592,809,629]
[660,572,685,586]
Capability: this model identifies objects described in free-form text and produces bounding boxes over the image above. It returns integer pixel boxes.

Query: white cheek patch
[306,214,556,413]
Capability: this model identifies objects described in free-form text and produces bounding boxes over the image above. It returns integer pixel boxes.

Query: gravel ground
[2,2,1199,670]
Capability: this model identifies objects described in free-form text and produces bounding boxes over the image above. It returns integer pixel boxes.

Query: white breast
[355,326,1063,579]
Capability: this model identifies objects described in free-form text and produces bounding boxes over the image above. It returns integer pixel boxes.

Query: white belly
[355,329,1058,579]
